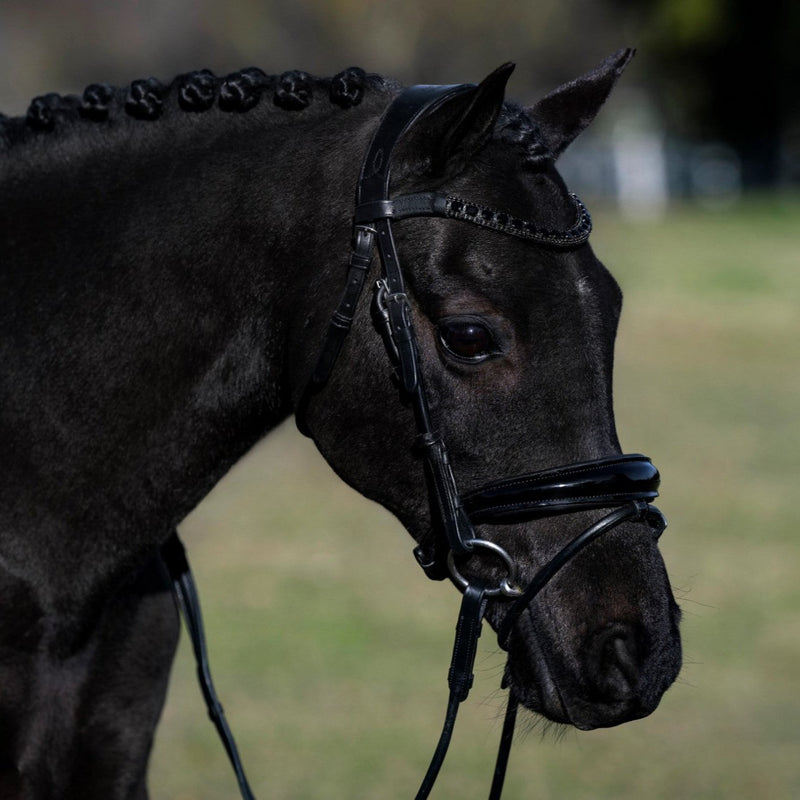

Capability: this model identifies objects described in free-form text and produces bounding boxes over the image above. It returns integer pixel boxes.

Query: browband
[354,191,592,248]
[462,454,660,525]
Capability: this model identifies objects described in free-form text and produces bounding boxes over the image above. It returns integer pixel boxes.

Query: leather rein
[162,83,667,799]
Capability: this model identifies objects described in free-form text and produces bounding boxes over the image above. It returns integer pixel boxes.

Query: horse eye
[438,318,498,362]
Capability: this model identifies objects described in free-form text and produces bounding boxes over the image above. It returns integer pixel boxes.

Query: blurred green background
[2,2,797,798]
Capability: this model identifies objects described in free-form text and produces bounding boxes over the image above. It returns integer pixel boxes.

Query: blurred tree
[619,0,800,187]
[0,0,634,111]
[2,0,796,188]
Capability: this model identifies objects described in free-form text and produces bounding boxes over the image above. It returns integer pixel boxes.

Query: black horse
[0,50,681,799]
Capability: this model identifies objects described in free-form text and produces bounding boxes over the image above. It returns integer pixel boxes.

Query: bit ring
[447,539,523,598]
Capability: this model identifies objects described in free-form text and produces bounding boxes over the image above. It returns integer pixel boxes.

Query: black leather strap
[355,191,592,248]
[161,532,257,800]
[415,432,475,557]
[295,226,376,436]
[296,84,467,437]
[489,691,519,800]
[354,192,447,222]
[355,84,480,558]
[356,84,472,206]
[463,454,660,524]
[415,580,488,800]
[310,227,376,386]
[495,501,660,650]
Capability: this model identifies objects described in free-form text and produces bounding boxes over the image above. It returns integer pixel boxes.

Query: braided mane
[0,67,390,153]
[0,65,549,167]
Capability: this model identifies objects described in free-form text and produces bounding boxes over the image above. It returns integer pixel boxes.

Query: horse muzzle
[484,505,682,731]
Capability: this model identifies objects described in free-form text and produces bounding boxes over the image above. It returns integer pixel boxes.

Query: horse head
[295,50,681,731]
[0,51,681,797]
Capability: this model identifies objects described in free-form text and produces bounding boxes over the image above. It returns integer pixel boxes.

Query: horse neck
[0,90,393,573]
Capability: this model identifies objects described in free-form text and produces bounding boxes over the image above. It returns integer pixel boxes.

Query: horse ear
[527,48,635,159]
[397,62,515,179]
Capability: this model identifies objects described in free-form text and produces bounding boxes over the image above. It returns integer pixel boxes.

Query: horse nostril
[588,623,642,701]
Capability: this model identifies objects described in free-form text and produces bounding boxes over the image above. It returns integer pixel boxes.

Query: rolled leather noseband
[462,454,660,525]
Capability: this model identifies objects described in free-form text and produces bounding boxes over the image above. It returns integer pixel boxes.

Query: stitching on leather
[472,492,653,515]
[464,456,649,497]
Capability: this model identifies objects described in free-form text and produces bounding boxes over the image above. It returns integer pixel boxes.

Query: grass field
[149,195,800,799]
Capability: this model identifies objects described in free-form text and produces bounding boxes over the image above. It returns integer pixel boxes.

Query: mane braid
[274,70,313,110]
[178,69,216,112]
[27,93,68,131]
[329,67,367,109]
[218,68,268,112]
[0,66,387,153]
[80,83,115,121]
[125,77,165,120]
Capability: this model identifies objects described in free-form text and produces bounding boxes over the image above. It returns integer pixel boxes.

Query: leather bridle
[165,82,668,800]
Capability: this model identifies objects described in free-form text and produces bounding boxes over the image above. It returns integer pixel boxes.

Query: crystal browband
[354,191,592,248]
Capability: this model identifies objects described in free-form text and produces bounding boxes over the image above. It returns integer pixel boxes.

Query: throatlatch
[171,82,668,800]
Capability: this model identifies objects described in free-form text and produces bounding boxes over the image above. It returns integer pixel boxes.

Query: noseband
[169,83,668,800]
